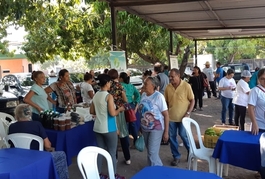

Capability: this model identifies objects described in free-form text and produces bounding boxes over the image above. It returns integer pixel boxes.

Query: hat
[204,61,210,65]
[241,70,252,77]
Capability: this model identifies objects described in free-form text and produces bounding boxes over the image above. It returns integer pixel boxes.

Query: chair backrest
[77,146,115,179]
[6,133,44,151]
[182,117,206,155]
[260,133,265,167]
[0,120,9,148]
[0,112,16,123]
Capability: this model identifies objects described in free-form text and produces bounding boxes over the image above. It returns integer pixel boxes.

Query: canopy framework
[106,0,265,40]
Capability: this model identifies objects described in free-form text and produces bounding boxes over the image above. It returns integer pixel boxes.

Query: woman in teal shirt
[119,72,141,144]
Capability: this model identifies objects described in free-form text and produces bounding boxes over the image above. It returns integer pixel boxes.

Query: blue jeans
[95,131,118,173]
[221,95,234,124]
[169,122,190,159]
[142,130,164,166]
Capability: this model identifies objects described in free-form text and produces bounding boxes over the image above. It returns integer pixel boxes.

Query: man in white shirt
[203,61,217,98]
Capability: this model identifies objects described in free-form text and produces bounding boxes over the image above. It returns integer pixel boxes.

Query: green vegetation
[1,0,265,68]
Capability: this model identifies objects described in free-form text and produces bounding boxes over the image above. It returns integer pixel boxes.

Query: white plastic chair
[260,133,265,179]
[182,117,216,174]
[0,119,9,148]
[6,133,44,151]
[77,146,115,179]
[0,112,16,123]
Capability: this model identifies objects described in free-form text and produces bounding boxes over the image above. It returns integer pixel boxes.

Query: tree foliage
[2,0,264,69]
[202,38,265,64]
[1,0,193,66]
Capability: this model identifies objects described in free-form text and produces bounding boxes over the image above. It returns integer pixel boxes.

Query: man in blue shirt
[215,62,224,99]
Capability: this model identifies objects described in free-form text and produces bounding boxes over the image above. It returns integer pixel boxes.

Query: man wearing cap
[232,70,251,130]
[203,61,217,98]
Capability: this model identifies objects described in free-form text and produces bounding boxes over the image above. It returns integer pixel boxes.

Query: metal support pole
[168,30,173,69]
[195,40,198,66]
[169,30,173,55]
[110,6,117,51]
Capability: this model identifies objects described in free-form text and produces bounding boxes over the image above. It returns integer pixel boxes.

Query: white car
[126,68,143,91]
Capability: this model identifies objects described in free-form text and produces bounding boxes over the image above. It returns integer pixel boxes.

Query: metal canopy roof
[106,0,265,40]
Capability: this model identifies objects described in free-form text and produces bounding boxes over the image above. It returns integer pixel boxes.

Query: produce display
[204,127,224,136]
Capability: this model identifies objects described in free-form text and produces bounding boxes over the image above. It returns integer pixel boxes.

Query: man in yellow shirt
[164,68,195,166]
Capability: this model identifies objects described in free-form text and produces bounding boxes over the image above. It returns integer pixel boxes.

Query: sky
[4,26,27,53]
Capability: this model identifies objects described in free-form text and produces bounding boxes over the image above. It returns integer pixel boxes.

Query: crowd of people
[6,61,265,178]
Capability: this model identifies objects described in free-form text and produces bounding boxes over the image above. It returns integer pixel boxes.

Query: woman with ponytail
[119,72,141,145]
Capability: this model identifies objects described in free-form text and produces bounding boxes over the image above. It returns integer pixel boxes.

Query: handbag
[124,103,137,123]
[135,135,145,152]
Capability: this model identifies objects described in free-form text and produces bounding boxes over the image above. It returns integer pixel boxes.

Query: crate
[204,135,219,148]
[203,125,239,148]
[213,125,239,133]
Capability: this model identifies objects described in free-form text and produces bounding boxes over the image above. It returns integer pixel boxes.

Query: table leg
[223,164,229,176]
[216,159,223,177]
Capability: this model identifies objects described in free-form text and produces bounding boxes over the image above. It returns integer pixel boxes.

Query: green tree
[203,39,259,63]
[1,0,192,67]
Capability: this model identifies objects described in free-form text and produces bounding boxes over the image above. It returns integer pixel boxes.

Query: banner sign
[109,51,127,72]
[170,55,178,69]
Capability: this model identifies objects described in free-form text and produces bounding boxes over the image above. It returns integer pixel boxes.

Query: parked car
[127,68,143,91]
[0,87,19,115]
[221,63,250,82]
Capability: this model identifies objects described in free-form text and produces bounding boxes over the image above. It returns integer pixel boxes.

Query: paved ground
[68,97,258,179]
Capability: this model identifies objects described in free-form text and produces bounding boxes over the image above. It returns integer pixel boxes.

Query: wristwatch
[186,112,191,115]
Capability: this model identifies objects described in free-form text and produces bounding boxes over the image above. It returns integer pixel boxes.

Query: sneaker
[199,108,203,111]
[192,108,197,112]
[171,158,180,166]
[125,160,131,165]
[179,142,183,147]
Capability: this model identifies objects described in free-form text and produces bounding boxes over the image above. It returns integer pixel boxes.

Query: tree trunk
[136,51,161,64]
[179,46,191,78]
[229,53,236,63]
[174,41,182,55]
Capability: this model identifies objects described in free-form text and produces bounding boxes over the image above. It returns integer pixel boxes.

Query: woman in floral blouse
[45,69,76,113]
[108,69,132,165]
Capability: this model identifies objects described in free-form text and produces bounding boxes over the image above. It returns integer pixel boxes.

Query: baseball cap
[241,70,252,77]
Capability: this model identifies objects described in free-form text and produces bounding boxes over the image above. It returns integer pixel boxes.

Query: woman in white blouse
[232,70,251,130]
[248,68,265,135]
[218,69,236,125]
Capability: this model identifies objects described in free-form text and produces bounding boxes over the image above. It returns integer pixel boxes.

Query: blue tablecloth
[45,120,97,165]
[131,166,221,179]
[0,148,59,179]
[212,130,261,171]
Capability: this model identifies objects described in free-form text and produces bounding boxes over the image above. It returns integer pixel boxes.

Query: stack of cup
[58,116,66,131]
[65,117,71,130]
[53,117,59,130]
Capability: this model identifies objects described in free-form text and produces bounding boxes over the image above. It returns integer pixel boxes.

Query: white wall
[193,54,215,70]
